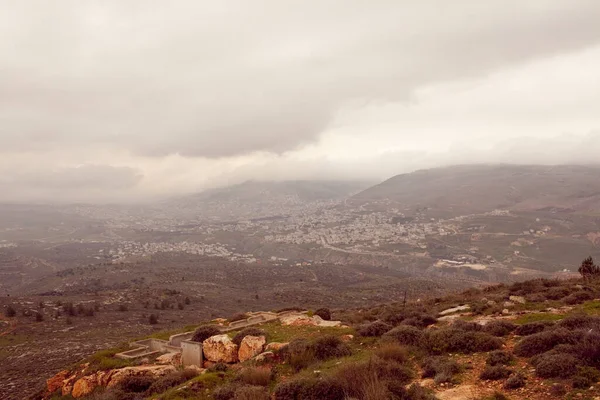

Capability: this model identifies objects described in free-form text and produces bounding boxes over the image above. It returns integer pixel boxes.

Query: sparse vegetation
[480,365,512,381]
[191,325,221,343]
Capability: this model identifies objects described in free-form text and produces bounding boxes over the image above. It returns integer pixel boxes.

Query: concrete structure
[114,310,306,366]
[181,340,203,367]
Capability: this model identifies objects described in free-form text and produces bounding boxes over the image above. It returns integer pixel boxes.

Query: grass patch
[514,313,565,325]
[579,300,600,315]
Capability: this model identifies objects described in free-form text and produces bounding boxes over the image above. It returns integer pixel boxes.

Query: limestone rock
[265,342,288,352]
[503,301,514,308]
[341,334,354,342]
[61,373,79,396]
[72,375,101,398]
[509,296,526,304]
[279,314,342,327]
[254,351,275,363]
[203,334,239,363]
[238,335,266,362]
[46,370,69,394]
[156,352,182,366]
[107,365,176,388]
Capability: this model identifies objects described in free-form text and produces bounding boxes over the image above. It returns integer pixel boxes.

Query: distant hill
[352,164,600,216]
[166,180,373,220]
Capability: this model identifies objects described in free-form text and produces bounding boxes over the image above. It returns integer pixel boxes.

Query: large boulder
[72,375,100,398]
[46,370,69,394]
[203,334,239,363]
[107,365,176,388]
[238,335,266,362]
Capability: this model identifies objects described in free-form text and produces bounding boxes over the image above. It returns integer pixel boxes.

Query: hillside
[31,265,600,400]
[352,164,600,217]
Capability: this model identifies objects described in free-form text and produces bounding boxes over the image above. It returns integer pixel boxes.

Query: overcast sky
[2,0,600,202]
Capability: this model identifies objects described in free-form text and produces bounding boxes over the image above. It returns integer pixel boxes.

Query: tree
[149,314,159,325]
[579,256,599,281]
[4,305,16,318]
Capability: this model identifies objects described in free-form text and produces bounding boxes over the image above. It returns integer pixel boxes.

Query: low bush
[236,367,272,387]
[383,325,424,347]
[374,343,408,364]
[514,321,554,336]
[207,362,229,373]
[486,350,514,366]
[549,383,567,396]
[314,308,332,321]
[232,327,268,346]
[358,320,392,337]
[578,331,600,368]
[146,370,198,395]
[483,392,510,400]
[479,365,512,381]
[117,375,154,393]
[572,366,600,389]
[564,290,594,305]
[403,384,438,400]
[234,385,270,400]
[423,329,502,354]
[503,372,526,389]
[545,287,571,300]
[531,353,578,378]
[421,356,461,384]
[213,383,240,400]
[273,378,344,400]
[312,335,351,361]
[557,314,600,330]
[279,338,319,371]
[513,328,582,357]
[334,357,413,399]
[483,321,516,337]
[400,313,437,329]
[191,325,221,343]
[452,320,483,332]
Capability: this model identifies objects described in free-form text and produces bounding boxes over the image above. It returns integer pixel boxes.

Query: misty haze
[2,2,600,400]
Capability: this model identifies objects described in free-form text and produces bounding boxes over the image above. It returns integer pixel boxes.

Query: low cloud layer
[1,1,600,202]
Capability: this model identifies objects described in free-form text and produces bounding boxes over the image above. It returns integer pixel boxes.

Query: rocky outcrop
[46,370,69,394]
[203,334,239,363]
[107,365,176,388]
[280,314,342,327]
[265,342,288,352]
[509,295,526,304]
[254,351,275,363]
[238,335,266,362]
[156,352,182,366]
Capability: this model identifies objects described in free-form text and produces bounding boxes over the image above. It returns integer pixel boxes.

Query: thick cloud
[2,0,600,158]
[1,1,600,202]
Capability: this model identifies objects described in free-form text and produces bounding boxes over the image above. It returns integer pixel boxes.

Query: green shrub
[452,320,482,332]
[146,370,198,395]
[314,308,332,321]
[483,321,516,337]
[421,356,461,384]
[273,378,344,400]
[213,383,240,400]
[383,325,424,347]
[233,385,270,400]
[572,366,600,389]
[514,321,553,336]
[4,305,16,318]
[117,375,154,393]
[564,291,594,305]
[232,327,268,346]
[480,365,512,381]
[486,350,514,366]
[531,353,578,378]
[513,328,582,357]
[358,320,392,337]
[545,287,571,300]
[374,343,408,364]
[557,314,600,330]
[191,325,221,343]
[578,331,600,368]
[281,338,315,371]
[404,384,438,400]
[503,372,526,389]
[400,313,437,329]
[423,329,502,354]
[236,367,272,387]
[549,383,567,396]
[312,335,351,361]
